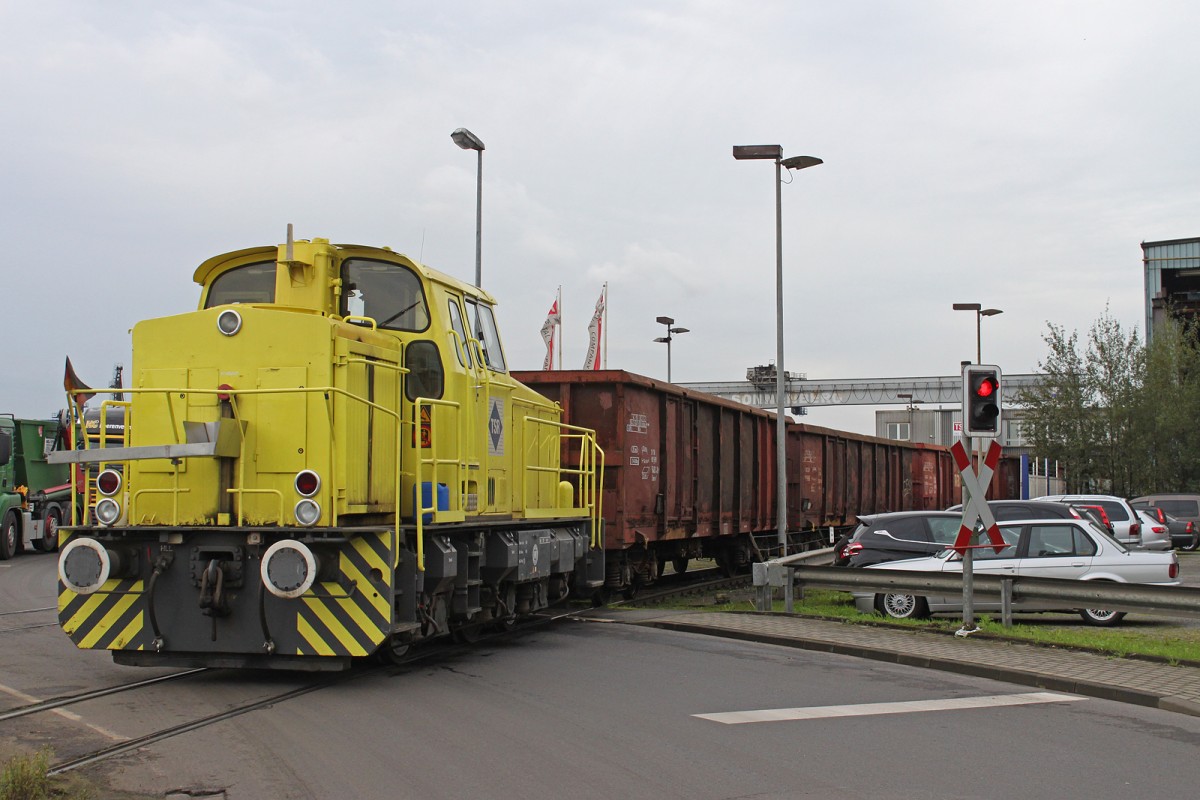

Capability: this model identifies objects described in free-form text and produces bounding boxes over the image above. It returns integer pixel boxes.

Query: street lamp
[653,315,689,383]
[451,127,485,287]
[733,144,823,556]
[952,302,1003,363]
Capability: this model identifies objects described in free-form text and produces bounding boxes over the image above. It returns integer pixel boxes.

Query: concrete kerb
[631,611,1200,718]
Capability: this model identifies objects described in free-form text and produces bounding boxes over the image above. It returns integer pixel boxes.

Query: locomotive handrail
[520,414,605,547]
[412,394,466,571]
[63,385,403,534]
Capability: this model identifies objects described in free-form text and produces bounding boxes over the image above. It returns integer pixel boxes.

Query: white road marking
[0,681,128,741]
[694,692,1085,724]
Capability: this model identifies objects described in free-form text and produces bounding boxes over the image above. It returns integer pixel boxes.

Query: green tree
[1022,307,1200,495]
[1020,323,1096,492]
[1135,314,1200,492]
[1084,310,1143,497]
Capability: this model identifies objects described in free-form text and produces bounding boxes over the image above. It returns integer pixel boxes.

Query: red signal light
[975,378,996,398]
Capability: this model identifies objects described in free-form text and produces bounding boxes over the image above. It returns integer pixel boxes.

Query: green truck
[0,415,72,559]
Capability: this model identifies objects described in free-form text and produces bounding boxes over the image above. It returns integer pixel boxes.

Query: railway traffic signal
[962,365,1002,437]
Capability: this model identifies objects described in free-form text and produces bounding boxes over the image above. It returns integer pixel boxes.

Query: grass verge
[662,588,1200,665]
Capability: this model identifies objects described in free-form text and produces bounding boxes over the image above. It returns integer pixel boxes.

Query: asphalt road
[4,553,1200,799]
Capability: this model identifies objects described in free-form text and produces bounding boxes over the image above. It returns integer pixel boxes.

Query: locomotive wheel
[672,556,689,575]
[34,504,62,553]
[380,634,412,665]
[0,511,18,560]
[451,622,481,644]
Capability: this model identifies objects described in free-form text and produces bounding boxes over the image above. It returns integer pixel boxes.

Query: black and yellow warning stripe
[297,531,394,657]
[59,579,148,651]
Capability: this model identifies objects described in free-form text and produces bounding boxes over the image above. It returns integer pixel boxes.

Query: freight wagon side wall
[514,371,780,551]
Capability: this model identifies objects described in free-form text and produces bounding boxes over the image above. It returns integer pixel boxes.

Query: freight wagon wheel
[714,551,736,579]
[34,504,62,553]
[0,510,18,560]
[672,556,689,575]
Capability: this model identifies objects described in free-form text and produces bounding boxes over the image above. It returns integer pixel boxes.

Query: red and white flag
[583,285,606,370]
[540,290,561,370]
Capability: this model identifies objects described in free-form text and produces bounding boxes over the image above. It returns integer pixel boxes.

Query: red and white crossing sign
[950,439,1007,554]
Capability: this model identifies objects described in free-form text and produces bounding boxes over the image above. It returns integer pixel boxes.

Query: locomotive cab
[53,231,603,669]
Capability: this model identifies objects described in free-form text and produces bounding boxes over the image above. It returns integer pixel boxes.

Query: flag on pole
[540,290,561,370]
[583,285,606,370]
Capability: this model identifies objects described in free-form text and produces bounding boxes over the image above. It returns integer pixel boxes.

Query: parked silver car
[852,518,1181,626]
[1034,494,1142,547]
[1133,509,1173,551]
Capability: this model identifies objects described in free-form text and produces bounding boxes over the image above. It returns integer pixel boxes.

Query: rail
[753,551,1200,626]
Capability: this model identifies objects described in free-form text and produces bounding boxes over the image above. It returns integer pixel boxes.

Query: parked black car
[944,499,1088,523]
[833,511,964,568]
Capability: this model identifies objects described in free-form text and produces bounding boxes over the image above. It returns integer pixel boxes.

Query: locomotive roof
[192,241,497,304]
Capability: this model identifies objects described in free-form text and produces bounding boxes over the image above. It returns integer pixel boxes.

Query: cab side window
[205,261,277,307]
[466,299,507,372]
[405,341,444,401]
[446,299,472,367]
[342,259,430,332]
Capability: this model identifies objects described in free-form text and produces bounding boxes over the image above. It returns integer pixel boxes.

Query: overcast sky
[3,1,1196,434]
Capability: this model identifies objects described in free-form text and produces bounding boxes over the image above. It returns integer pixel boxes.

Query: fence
[753,550,1200,627]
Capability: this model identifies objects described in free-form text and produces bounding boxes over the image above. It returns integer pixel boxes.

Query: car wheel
[875,592,930,620]
[1079,607,1126,627]
[1187,533,1200,552]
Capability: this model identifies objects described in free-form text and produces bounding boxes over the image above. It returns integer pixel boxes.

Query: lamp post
[451,128,485,287]
[733,145,823,556]
[952,302,1003,364]
[653,315,689,383]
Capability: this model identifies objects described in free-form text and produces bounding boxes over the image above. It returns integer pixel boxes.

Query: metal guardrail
[753,549,1200,626]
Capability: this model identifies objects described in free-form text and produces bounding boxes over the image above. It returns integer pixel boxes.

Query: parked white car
[852,518,1180,626]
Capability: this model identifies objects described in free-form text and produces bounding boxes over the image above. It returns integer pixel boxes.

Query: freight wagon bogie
[53,231,604,669]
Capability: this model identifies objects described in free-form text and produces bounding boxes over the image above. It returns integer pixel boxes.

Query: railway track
[0,669,208,724]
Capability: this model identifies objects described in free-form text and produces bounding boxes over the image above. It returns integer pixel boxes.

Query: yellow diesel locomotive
[52,229,604,670]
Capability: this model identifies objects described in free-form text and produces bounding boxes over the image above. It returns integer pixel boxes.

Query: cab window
[342,259,430,332]
[205,261,276,307]
[466,299,507,372]
[446,299,472,367]
[405,341,444,401]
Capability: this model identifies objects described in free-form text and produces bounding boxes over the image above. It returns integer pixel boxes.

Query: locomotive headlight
[216,309,243,336]
[261,539,320,598]
[294,499,321,526]
[59,538,113,594]
[95,498,121,526]
[96,469,121,496]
